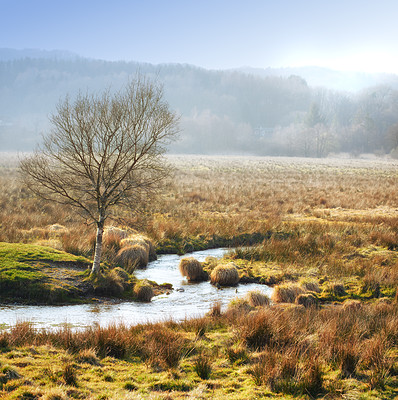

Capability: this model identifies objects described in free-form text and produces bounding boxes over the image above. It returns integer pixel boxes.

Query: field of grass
[0,303,397,399]
[0,153,397,398]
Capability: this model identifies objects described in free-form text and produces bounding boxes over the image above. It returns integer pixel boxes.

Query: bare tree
[20,76,179,275]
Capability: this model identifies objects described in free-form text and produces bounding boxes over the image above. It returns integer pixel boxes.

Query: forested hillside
[1,54,398,156]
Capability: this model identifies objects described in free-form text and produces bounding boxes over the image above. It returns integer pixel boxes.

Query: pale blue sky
[2,0,398,73]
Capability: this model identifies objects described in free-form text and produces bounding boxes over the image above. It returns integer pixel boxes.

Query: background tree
[20,76,179,275]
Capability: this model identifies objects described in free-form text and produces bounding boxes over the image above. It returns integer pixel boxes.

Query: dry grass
[1,154,398,398]
[133,280,154,302]
[179,257,207,282]
[115,244,149,271]
[210,263,240,286]
[0,302,397,398]
[246,290,270,307]
[271,283,304,303]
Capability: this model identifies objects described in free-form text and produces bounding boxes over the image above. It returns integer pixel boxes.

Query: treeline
[1,57,398,156]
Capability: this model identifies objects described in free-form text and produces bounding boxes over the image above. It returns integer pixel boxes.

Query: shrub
[1,365,21,381]
[227,297,253,313]
[115,244,149,271]
[295,293,318,308]
[194,353,212,380]
[111,267,130,288]
[61,362,77,386]
[179,257,207,282]
[121,234,157,261]
[123,381,138,391]
[360,334,393,390]
[142,326,186,369]
[207,301,222,317]
[75,348,100,365]
[246,290,270,307]
[238,310,275,349]
[338,344,360,378]
[210,263,239,286]
[134,280,154,302]
[271,283,304,303]
[92,269,125,296]
[249,350,323,396]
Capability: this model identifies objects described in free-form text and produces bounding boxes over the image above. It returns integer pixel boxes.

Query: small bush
[62,362,77,386]
[142,326,186,369]
[116,244,149,271]
[111,267,130,288]
[207,301,222,317]
[238,310,275,349]
[179,257,207,282]
[134,280,154,302]
[246,290,270,307]
[92,270,125,296]
[194,353,212,380]
[295,293,318,308]
[271,283,304,303]
[121,234,157,261]
[361,334,393,390]
[75,348,100,365]
[228,297,253,313]
[338,344,359,378]
[1,365,21,381]
[103,226,130,241]
[210,263,239,286]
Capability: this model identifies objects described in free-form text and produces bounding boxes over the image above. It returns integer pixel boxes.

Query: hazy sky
[2,0,398,73]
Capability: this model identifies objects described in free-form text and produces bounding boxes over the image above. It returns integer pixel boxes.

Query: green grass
[0,242,89,264]
[0,242,91,304]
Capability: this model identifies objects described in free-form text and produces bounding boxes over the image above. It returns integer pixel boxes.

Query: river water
[0,248,271,330]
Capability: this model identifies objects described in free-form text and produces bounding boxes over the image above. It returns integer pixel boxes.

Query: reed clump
[133,279,154,302]
[246,290,270,307]
[121,234,157,261]
[115,244,149,271]
[295,293,318,308]
[210,263,240,286]
[271,283,304,303]
[179,257,207,282]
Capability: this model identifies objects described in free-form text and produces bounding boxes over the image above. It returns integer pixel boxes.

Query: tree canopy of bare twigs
[20,76,179,275]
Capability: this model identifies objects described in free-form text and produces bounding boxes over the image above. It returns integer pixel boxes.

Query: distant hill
[1,49,398,156]
[236,66,398,93]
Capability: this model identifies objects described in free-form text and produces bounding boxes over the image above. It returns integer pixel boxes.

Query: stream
[0,248,271,330]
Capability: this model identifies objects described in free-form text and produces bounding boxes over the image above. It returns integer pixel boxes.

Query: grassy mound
[0,242,91,304]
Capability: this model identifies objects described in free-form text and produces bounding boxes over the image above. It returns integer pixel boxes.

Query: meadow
[0,153,397,399]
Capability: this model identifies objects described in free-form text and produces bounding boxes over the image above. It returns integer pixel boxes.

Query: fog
[2,51,398,158]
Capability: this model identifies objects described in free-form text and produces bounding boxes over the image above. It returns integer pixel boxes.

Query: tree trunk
[91,222,104,276]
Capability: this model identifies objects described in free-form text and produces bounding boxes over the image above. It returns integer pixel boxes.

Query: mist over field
[2,49,398,157]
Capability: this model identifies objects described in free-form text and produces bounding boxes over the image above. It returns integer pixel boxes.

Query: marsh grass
[1,155,398,397]
[0,302,397,398]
